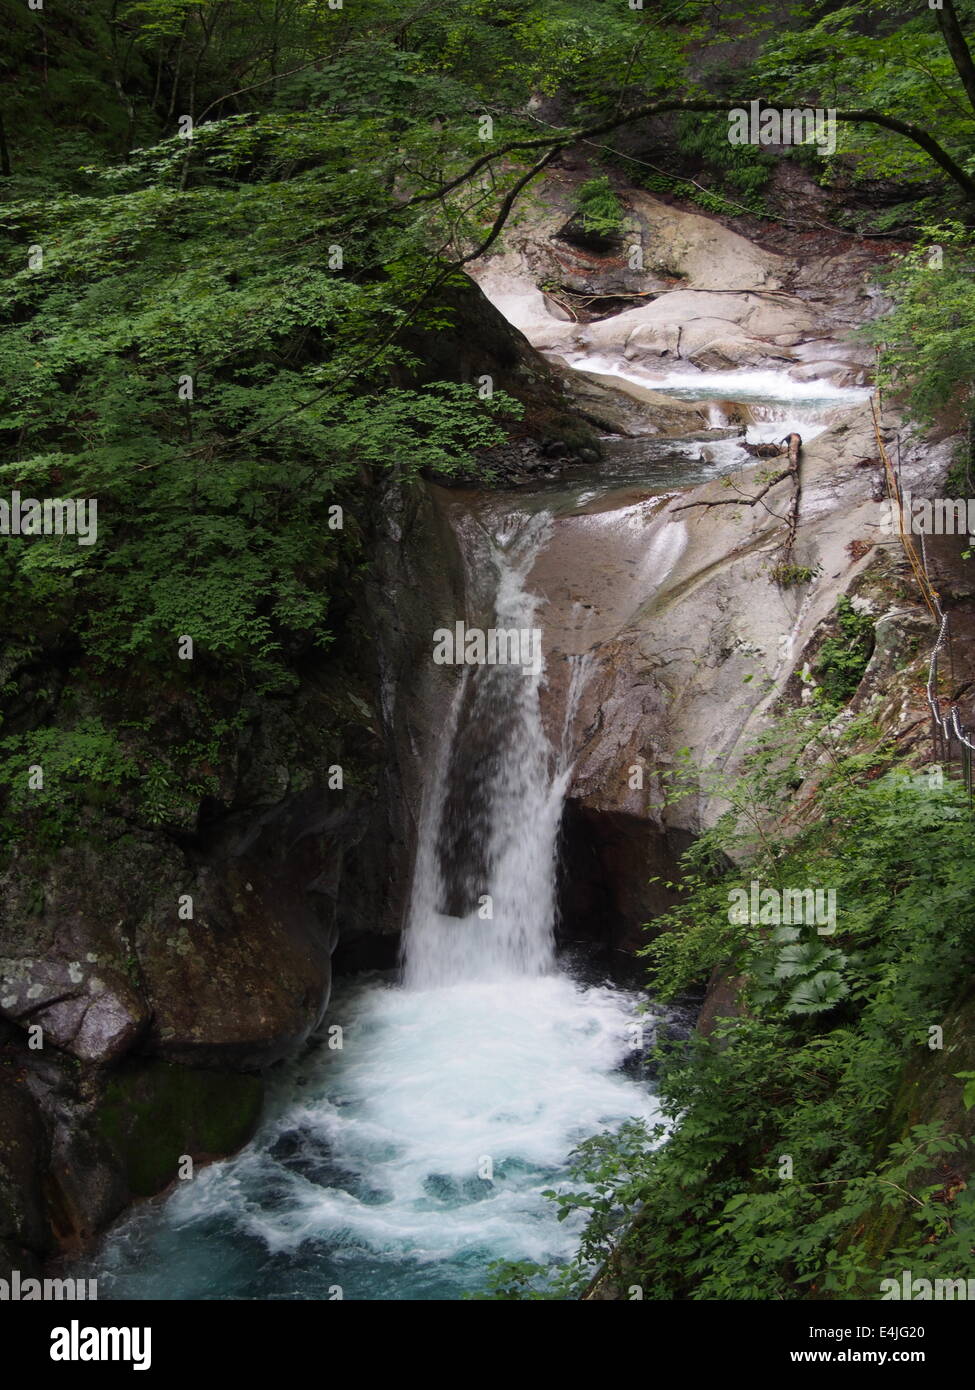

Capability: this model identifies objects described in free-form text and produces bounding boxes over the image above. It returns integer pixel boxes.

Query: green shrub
[574,176,625,236]
[813,597,875,709]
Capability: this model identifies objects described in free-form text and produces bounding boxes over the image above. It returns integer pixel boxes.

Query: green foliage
[748,926,850,1016]
[675,112,774,199]
[865,223,975,427]
[0,56,524,847]
[956,1072,975,1112]
[0,720,137,846]
[635,169,767,220]
[488,714,975,1299]
[812,597,875,710]
[752,0,975,199]
[944,436,975,499]
[770,561,820,588]
[466,1260,560,1301]
[573,176,625,237]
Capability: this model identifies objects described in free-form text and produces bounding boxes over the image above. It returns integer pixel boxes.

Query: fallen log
[741,440,788,459]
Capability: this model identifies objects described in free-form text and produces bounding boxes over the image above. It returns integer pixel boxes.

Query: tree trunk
[935,0,975,118]
[0,110,11,177]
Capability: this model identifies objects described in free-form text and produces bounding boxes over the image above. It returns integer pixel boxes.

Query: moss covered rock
[93,1060,263,1199]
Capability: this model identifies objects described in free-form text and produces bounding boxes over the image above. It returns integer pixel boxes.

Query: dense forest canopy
[0,0,973,837]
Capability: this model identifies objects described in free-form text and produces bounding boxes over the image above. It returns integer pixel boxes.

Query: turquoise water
[80,969,659,1301]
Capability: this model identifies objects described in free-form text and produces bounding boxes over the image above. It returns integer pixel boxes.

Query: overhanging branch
[406,98,975,242]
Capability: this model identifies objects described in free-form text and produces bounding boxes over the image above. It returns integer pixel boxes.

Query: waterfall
[404,512,573,988]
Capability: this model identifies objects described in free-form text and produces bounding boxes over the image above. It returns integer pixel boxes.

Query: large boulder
[0,839,155,1063]
[137,858,334,1069]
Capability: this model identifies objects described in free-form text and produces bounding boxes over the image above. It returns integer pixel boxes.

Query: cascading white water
[404,513,571,988]
[561,353,871,443]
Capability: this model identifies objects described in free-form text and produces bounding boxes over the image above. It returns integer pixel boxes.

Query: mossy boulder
[93,1059,263,1199]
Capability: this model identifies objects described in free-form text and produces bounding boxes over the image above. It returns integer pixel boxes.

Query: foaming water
[78,513,660,1301]
[562,353,868,444]
[564,354,869,407]
[79,973,658,1300]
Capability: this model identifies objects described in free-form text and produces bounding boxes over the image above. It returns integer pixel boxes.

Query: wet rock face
[434,670,507,918]
[335,476,469,969]
[0,801,343,1272]
[558,801,692,954]
[0,675,376,1273]
[0,1043,264,1278]
[560,366,714,437]
[511,405,952,952]
[0,1071,53,1267]
[0,778,357,1072]
[0,847,149,1064]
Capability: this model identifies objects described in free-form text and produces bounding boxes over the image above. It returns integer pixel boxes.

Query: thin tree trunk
[152,51,164,114]
[782,432,803,560]
[0,110,11,177]
[167,19,188,124]
[935,0,975,117]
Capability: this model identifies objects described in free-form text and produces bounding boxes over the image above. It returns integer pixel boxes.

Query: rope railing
[870,396,975,786]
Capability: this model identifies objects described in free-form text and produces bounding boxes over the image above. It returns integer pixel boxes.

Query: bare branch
[401,98,975,231]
